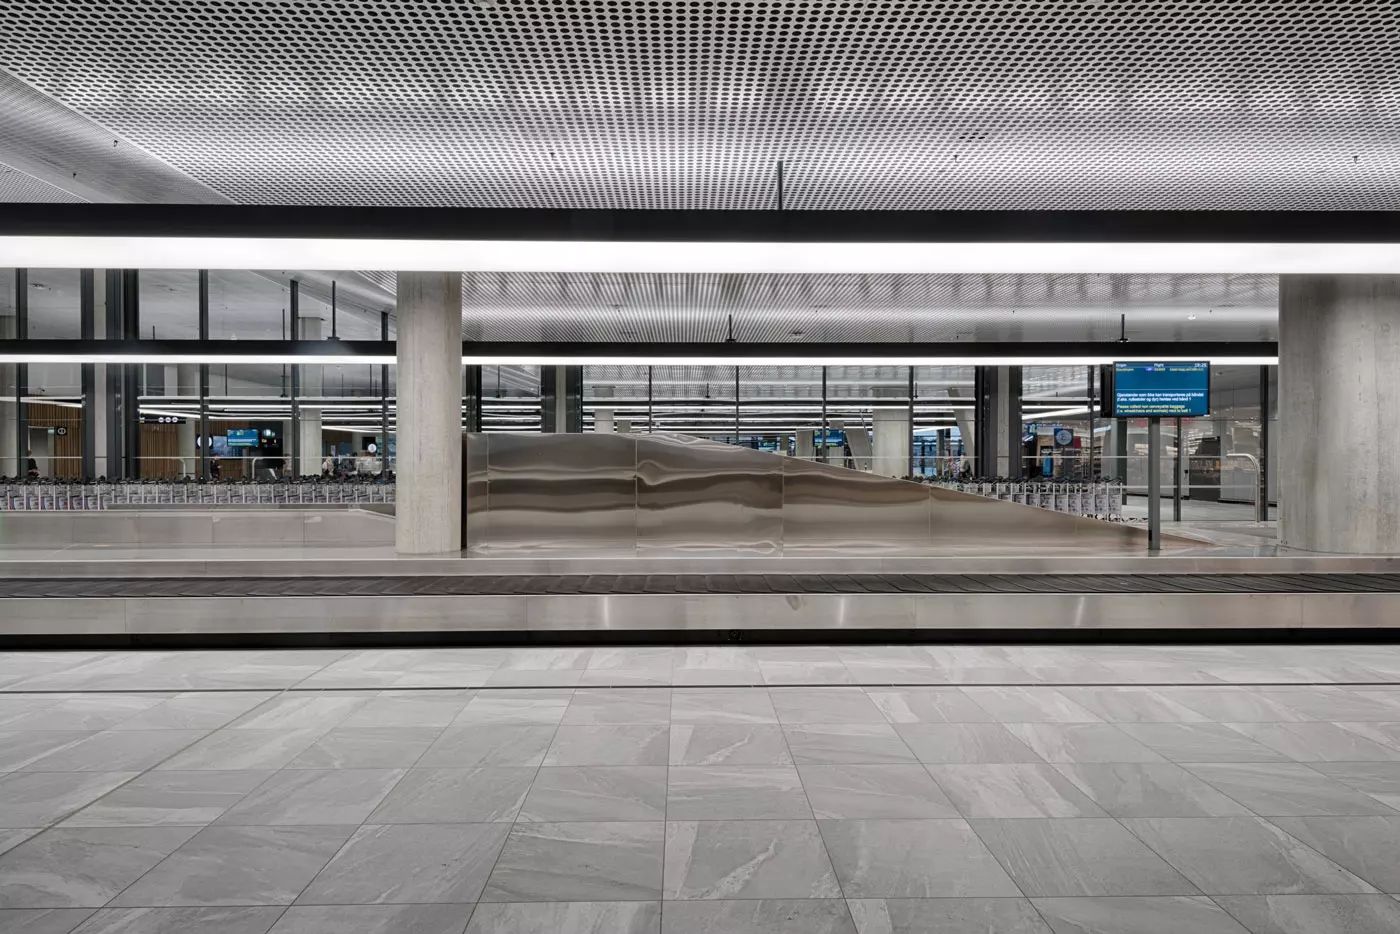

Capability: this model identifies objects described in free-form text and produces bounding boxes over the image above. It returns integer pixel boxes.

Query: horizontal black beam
[1,203,1397,244]
[0,339,1277,360]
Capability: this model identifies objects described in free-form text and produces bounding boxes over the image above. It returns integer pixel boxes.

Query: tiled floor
[1,646,1400,933]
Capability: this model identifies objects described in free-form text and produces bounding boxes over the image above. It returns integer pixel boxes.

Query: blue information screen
[1113,362,1210,417]
[226,428,260,448]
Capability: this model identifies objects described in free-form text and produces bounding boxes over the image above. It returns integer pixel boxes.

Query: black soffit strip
[3,204,1400,243]
[0,339,1279,358]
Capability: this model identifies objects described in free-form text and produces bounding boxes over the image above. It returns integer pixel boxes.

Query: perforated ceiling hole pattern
[456,271,1277,342]
[0,164,81,203]
[2,1,1395,209]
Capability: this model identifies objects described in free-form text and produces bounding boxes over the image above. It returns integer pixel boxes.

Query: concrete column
[794,429,815,460]
[872,408,910,478]
[1280,275,1400,554]
[169,364,197,476]
[946,388,974,473]
[297,319,323,475]
[395,272,462,554]
[594,410,615,433]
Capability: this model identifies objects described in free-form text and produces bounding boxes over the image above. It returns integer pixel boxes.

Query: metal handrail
[1224,452,1266,522]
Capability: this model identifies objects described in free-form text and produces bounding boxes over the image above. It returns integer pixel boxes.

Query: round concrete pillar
[395,272,463,554]
[1279,274,1400,554]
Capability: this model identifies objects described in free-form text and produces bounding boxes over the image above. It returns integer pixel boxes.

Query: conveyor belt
[6,572,1400,598]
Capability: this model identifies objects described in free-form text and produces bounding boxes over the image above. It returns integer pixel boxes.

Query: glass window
[139,270,199,339]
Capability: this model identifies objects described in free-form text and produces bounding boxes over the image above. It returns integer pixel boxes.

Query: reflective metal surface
[637,434,782,555]
[465,431,1162,557]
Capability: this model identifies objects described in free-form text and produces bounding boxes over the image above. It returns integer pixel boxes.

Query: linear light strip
[2,235,1399,275]
[0,353,1278,366]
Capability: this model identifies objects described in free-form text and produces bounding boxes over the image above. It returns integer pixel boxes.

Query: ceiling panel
[1,1,1394,210]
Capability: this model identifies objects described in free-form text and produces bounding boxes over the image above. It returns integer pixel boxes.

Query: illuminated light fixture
[2,235,1400,276]
[0,352,1279,366]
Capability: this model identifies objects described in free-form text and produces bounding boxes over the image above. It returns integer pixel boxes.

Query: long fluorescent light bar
[0,353,1278,366]
[2,235,1399,275]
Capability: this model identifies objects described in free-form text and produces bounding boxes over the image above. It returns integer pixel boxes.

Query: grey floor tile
[106,694,275,732]
[665,820,839,900]
[1166,689,1311,723]
[961,688,1102,724]
[865,688,996,724]
[670,690,778,724]
[108,825,353,907]
[483,821,664,902]
[783,725,916,765]
[1184,762,1399,816]
[845,897,1047,933]
[0,829,41,858]
[662,899,853,934]
[770,689,886,724]
[214,769,403,825]
[1265,816,1400,892]
[1309,762,1400,809]
[417,724,557,768]
[68,906,284,934]
[497,649,592,671]
[1057,688,1211,724]
[669,725,792,766]
[285,728,441,769]
[1223,722,1400,762]
[297,822,508,904]
[366,768,534,823]
[928,764,1106,818]
[1029,896,1247,934]
[1001,724,1166,764]
[0,697,165,733]
[484,670,583,688]
[667,767,811,820]
[467,901,659,934]
[61,771,272,827]
[1118,817,1377,895]
[798,765,958,819]
[336,694,472,729]
[520,767,667,821]
[225,695,367,733]
[156,730,322,771]
[818,819,1019,899]
[1258,689,1400,723]
[670,669,764,687]
[544,725,669,766]
[1334,721,1400,754]
[562,689,671,724]
[760,663,854,686]
[969,818,1198,897]
[0,827,198,909]
[267,904,471,934]
[20,732,208,773]
[0,908,95,934]
[894,724,1043,764]
[0,772,138,828]
[1117,723,1291,763]
[450,692,570,726]
[1052,763,1252,817]
[1215,894,1400,933]
[0,734,94,773]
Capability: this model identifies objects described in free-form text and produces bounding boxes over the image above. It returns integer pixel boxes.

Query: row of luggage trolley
[930,477,1124,519]
[0,479,397,510]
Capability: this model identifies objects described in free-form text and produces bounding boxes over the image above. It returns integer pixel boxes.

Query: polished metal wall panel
[781,457,931,554]
[635,434,782,555]
[477,433,637,555]
[463,433,490,552]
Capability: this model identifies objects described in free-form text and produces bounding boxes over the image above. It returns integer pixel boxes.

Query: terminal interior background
[1,2,1399,933]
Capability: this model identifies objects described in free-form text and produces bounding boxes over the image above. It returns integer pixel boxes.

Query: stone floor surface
[1,645,1400,933]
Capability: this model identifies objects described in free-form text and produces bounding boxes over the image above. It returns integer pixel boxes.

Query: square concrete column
[395,272,463,554]
[1280,275,1400,554]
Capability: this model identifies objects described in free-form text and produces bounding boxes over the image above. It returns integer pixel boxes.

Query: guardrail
[0,479,396,510]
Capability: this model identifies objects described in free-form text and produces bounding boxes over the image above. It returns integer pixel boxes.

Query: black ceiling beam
[1,203,1397,244]
[0,338,1276,360]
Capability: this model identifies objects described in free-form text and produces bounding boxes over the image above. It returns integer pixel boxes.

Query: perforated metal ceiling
[2,1,1395,210]
[457,271,1276,342]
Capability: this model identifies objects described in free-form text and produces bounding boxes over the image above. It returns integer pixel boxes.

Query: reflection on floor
[2,646,1400,933]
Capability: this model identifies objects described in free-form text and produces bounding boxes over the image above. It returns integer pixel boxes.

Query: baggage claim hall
[2,3,1400,933]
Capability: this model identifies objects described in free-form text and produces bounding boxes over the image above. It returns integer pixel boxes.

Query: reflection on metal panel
[462,432,1156,556]
[637,433,781,555]
[479,433,636,555]
[783,457,930,553]
[463,434,489,552]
